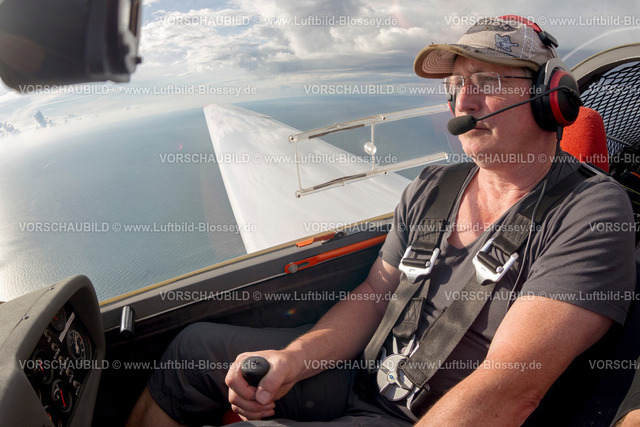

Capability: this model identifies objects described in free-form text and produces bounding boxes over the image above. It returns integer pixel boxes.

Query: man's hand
[225,257,401,420]
[225,349,303,420]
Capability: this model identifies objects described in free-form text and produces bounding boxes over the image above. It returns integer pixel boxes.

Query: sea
[0,95,446,302]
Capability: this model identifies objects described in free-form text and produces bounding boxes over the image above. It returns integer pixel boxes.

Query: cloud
[0,0,638,130]
[137,0,432,78]
[137,0,640,82]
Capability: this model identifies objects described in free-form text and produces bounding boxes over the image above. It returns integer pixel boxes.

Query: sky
[0,0,638,134]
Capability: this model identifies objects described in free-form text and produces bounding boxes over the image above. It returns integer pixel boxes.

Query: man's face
[451,56,543,166]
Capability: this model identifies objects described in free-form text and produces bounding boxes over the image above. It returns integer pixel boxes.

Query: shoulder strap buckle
[399,246,440,282]
[472,237,519,284]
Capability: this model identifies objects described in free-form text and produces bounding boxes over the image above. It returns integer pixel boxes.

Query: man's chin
[459,132,491,150]
[460,139,496,159]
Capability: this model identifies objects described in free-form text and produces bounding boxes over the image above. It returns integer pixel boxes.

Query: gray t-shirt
[376,152,636,418]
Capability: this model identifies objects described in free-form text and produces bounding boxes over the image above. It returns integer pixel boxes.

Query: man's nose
[455,83,481,115]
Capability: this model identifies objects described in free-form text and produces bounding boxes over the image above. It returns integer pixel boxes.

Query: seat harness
[363,161,593,409]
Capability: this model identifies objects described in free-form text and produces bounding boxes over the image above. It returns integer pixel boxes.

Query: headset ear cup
[531,64,580,131]
[549,70,580,126]
[531,65,553,131]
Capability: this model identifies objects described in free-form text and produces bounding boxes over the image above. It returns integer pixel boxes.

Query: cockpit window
[0,3,637,301]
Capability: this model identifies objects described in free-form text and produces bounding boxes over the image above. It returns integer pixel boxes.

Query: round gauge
[51,379,72,413]
[66,329,91,361]
[50,308,67,332]
[29,350,54,384]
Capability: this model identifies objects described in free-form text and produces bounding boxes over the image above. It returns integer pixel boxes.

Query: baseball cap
[414,16,557,79]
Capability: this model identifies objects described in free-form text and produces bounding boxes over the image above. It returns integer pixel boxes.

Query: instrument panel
[24,304,95,427]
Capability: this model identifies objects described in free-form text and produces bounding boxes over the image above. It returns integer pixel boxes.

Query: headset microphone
[447,116,479,136]
[447,86,582,136]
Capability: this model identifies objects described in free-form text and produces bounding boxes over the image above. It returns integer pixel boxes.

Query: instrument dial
[51,379,72,413]
[50,308,67,332]
[29,350,54,384]
[66,329,90,361]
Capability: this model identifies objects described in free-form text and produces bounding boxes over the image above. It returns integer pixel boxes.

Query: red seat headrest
[561,107,609,172]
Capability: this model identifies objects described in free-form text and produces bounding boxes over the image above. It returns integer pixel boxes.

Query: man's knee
[169,322,299,358]
[166,322,228,363]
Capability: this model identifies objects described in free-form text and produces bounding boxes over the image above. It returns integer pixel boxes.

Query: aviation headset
[447,15,581,132]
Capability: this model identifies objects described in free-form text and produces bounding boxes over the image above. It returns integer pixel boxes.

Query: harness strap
[401,165,593,389]
[402,273,497,388]
[363,162,475,369]
[474,167,592,283]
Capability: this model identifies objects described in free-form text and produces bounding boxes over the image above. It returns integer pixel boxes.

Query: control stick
[241,356,270,387]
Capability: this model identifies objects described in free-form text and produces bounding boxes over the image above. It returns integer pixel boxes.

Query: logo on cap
[495,34,519,52]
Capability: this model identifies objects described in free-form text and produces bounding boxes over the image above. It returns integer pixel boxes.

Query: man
[128,16,635,426]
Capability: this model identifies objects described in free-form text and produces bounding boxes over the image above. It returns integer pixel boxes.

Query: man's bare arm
[417,296,613,426]
[225,256,401,420]
[284,256,401,377]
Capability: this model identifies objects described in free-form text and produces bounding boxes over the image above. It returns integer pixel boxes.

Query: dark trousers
[147,322,412,426]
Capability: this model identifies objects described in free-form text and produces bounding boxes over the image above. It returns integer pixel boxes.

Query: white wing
[203,103,411,253]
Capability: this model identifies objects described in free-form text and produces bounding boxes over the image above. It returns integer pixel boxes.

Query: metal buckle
[377,353,415,401]
[473,237,518,284]
[399,246,440,282]
[376,336,419,401]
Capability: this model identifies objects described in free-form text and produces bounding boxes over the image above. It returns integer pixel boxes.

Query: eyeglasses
[443,71,533,96]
